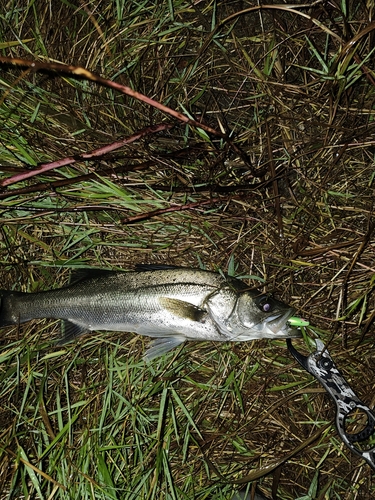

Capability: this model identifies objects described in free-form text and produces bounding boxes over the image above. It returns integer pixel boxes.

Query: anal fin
[144,336,185,361]
[58,320,89,344]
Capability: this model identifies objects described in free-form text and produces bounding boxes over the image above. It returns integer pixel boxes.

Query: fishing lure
[287,338,375,471]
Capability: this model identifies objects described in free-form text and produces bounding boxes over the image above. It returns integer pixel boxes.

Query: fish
[0,265,300,359]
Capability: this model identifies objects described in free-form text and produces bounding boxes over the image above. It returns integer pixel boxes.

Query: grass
[1,0,375,498]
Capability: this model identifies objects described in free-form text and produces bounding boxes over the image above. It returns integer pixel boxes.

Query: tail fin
[0,290,19,327]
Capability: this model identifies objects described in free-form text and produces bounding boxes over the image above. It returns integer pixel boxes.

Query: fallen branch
[0,123,172,187]
[121,197,223,224]
[0,56,225,135]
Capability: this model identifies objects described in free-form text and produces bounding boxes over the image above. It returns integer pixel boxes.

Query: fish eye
[256,295,274,313]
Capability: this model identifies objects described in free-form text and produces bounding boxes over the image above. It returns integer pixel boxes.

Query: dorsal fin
[134,264,183,272]
[69,268,116,284]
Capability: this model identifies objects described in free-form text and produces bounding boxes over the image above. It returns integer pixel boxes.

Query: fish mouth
[264,309,301,337]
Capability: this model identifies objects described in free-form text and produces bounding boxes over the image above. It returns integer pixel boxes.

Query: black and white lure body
[288,338,375,471]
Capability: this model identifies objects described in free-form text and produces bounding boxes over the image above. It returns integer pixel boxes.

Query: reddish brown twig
[0,123,172,187]
[0,57,225,137]
[121,198,223,224]
[0,145,205,200]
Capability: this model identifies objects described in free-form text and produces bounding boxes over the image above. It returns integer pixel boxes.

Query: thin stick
[0,123,172,187]
[0,57,225,137]
[121,198,223,224]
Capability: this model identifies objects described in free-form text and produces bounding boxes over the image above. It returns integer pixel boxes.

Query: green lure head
[288,316,309,327]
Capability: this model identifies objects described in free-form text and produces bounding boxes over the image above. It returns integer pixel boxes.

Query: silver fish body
[0,266,299,359]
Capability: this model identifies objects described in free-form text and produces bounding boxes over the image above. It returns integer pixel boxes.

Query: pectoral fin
[159,297,206,322]
[144,335,185,361]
